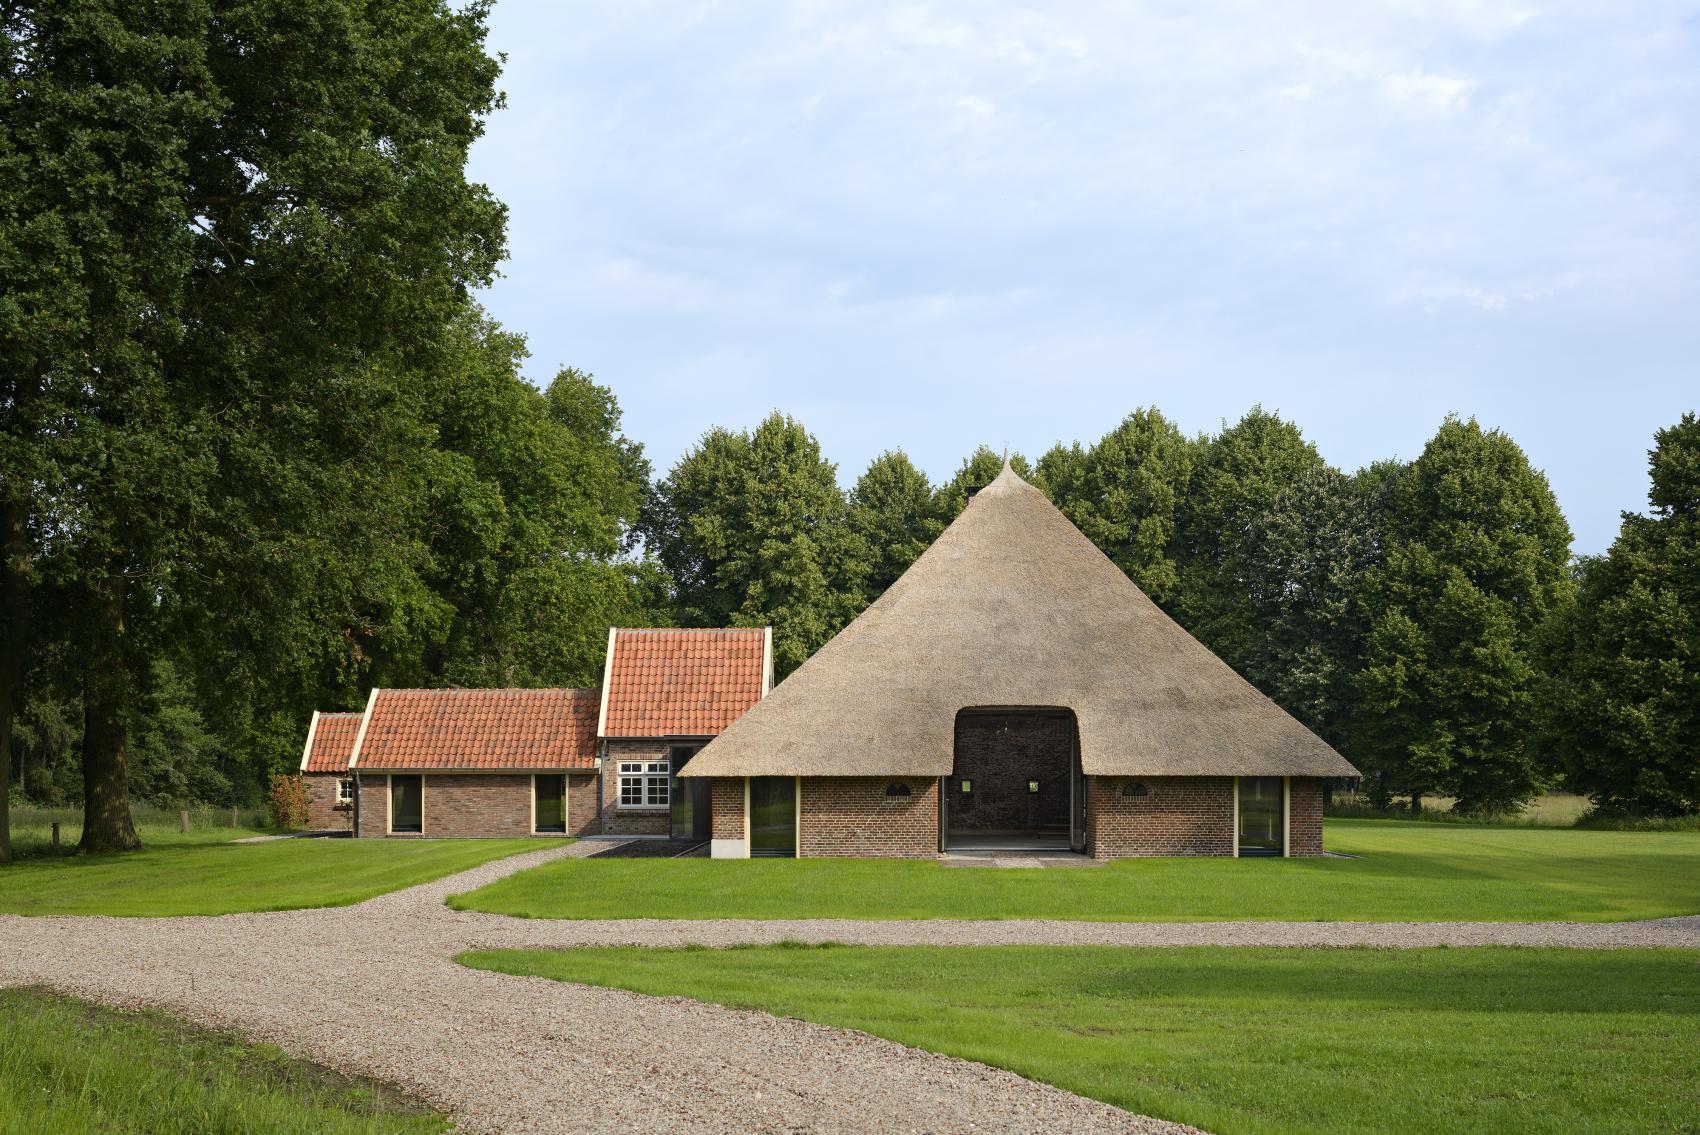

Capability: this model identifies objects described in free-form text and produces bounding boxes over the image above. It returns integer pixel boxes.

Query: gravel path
[0,843,1193,1135]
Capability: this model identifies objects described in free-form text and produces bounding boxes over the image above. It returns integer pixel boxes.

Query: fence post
[230,804,239,828]
[178,809,189,833]
[51,822,59,850]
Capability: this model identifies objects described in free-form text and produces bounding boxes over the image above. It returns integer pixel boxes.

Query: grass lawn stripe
[461,944,1700,1135]
[0,986,448,1134]
[447,820,1700,923]
[0,838,568,917]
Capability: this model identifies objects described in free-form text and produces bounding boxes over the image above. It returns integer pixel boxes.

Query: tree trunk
[1410,792,1423,816]
[79,572,140,853]
[0,490,31,866]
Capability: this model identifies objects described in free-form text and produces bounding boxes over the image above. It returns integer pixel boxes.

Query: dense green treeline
[3,5,1694,860]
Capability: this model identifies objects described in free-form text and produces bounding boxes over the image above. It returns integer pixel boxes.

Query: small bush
[267,775,309,829]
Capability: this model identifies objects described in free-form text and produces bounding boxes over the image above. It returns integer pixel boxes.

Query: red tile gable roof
[350,688,600,771]
[599,628,770,738]
[299,712,363,774]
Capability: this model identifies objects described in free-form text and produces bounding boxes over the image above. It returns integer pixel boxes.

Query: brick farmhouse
[300,463,1356,858]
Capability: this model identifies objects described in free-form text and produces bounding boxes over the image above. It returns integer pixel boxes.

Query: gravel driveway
[0,844,1194,1135]
[4,842,1697,1135]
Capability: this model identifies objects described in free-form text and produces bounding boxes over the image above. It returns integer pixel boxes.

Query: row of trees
[641,408,1651,818]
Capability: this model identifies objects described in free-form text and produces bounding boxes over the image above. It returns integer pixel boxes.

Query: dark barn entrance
[944,709,1082,851]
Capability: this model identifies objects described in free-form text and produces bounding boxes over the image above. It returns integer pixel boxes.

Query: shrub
[267,775,309,829]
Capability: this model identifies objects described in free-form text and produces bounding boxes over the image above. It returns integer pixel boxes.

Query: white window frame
[617,760,670,810]
[336,777,354,806]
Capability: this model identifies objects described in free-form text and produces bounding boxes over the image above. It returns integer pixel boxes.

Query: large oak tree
[3,0,507,851]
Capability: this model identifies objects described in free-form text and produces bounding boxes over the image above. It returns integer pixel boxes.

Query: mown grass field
[0,986,448,1134]
[448,819,1700,922]
[6,803,275,860]
[0,837,566,916]
[462,944,1700,1135]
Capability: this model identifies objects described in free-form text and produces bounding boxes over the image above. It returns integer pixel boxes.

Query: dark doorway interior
[669,744,711,841]
[389,774,422,834]
[945,710,1077,851]
[749,776,796,857]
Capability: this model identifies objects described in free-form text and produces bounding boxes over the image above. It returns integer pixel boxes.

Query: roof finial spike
[1001,445,1010,472]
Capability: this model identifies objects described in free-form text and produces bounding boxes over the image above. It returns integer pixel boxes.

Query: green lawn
[447,820,1700,922]
[463,944,1700,1135]
[0,986,447,1134]
[0,837,565,916]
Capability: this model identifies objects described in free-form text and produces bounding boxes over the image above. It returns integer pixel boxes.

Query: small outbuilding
[681,462,1360,859]
[298,711,363,831]
[348,688,602,838]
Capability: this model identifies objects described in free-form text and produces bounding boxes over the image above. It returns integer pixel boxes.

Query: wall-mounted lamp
[1027,780,1041,794]
[959,779,973,793]
[1121,781,1149,797]
[884,782,912,798]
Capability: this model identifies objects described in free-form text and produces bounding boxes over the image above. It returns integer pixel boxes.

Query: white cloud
[1383,69,1477,112]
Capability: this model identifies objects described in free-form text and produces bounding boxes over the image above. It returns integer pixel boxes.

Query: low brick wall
[302,772,352,832]
[599,740,670,836]
[1289,776,1324,856]
[1087,776,1235,858]
[799,777,939,858]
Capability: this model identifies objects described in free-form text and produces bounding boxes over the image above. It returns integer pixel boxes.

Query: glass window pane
[534,775,565,832]
[390,775,422,833]
[749,776,796,858]
[1238,777,1283,856]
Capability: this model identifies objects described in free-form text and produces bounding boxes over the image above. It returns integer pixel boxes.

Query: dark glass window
[534,774,566,833]
[1237,777,1284,856]
[389,775,422,834]
[749,776,796,858]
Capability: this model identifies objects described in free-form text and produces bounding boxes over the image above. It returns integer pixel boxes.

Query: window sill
[616,806,669,813]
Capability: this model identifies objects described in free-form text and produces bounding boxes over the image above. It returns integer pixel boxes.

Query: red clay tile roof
[350,688,600,771]
[599,627,770,738]
[300,712,363,774]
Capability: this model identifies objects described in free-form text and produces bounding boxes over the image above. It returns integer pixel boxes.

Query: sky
[466,1,1700,555]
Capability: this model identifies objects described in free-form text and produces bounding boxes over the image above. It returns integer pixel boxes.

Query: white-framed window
[618,761,670,809]
[336,777,354,805]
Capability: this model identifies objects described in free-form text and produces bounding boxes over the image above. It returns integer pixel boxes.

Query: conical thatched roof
[682,464,1359,779]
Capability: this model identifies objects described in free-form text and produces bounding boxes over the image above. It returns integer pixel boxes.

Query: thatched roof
[681,463,1359,779]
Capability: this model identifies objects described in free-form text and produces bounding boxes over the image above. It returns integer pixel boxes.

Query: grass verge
[461,944,1700,1135]
[446,820,1700,922]
[0,837,567,916]
[0,986,447,1134]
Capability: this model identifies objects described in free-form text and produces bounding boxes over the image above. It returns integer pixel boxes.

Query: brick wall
[302,772,352,832]
[711,778,743,840]
[355,775,388,838]
[419,774,532,838]
[1289,776,1324,856]
[568,773,599,836]
[600,740,670,835]
[949,713,1072,835]
[354,772,575,837]
[799,777,939,858]
[1087,776,1235,858]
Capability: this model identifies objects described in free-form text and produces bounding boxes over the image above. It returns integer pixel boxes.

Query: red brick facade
[1288,776,1324,856]
[798,777,939,858]
[302,772,353,832]
[354,772,595,838]
[711,778,744,841]
[1086,776,1236,858]
[599,740,673,835]
[568,772,599,837]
